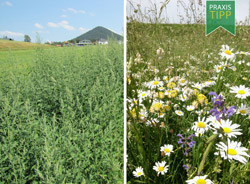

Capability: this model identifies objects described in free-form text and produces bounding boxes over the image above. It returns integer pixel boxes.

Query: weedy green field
[0,42,123,183]
[127,22,250,183]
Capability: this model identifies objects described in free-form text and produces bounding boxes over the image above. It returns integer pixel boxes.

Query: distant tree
[24,35,31,42]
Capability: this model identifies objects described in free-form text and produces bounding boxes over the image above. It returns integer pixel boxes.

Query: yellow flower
[130,108,136,119]
[167,82,176,89]
[164,105,171,111]
[193,89,200,96]
[197,94,207,104]
[192,100,199,108]
[157,92,165,99]
[170,90,178,98]
[151,102,163,111]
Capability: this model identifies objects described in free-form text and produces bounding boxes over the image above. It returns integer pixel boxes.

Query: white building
[76,40,92,46]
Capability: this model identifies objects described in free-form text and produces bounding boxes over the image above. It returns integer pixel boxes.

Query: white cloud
[48,22,59,27]
[5,1,12,6]
[35,23,43,29]
[89,12,95,16]
[0,31,24,37]
[79,27,89,33]
[65,8,86,14]
[61,14,68,18]
[48,21,75,30]
[68,8,78,13]
[79,10,85,14]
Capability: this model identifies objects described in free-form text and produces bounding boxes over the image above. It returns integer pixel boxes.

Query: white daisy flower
[132,166,144,178]
[230,85,250,99]
[192,82,204,90]
[163,76,169,82]
[139,108,148,120]
[186,105,195,111]
[192,117,210,134]
[214,65,223,73]
[215,139,250,164]
[178,78,188,86]
[219,44,236,61]
[219,119,242,138]
[207,115,220,129]
[147,78,163,89]
[138,90,150,101]
[236,103,249,116]
[186,175,213,184]
[179,94,188,102]
[158,86,165,91]
[160,144,174,156]
[204,80,216,87]
[175,110,184,116]
[146,118,159,126]
[153,161,168,175]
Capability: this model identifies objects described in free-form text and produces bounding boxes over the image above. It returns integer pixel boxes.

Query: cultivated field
[0,42,123,183]
[127,22,250,183]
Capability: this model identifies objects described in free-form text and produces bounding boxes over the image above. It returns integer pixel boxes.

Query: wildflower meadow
[127,15,250,184]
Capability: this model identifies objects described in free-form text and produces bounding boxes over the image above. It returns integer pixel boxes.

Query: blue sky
[0,0,124,42]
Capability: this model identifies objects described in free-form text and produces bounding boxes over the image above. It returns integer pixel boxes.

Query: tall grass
[0,43,123,183]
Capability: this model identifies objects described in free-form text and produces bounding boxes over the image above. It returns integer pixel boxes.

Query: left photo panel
[0,0,124,183]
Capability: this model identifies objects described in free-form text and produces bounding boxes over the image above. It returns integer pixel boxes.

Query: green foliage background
[0,43,123,183]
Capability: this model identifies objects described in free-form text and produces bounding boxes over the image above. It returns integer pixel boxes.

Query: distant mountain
[72,26,123,42]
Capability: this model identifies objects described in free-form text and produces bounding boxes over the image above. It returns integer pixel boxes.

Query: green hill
[72,26,123,42]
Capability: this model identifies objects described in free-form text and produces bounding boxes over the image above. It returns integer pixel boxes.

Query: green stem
[197,134,217,175]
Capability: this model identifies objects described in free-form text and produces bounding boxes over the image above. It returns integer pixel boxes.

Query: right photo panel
[126,0,250,183]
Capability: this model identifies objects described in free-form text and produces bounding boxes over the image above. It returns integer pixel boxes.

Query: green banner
[206,0,235,35]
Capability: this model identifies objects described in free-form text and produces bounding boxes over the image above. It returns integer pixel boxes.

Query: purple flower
[209,91,236,120]
[183,164,189,170]
[177,134,196,155]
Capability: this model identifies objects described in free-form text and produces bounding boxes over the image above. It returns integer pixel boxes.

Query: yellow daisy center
[137,172,141,176]
[158,166,164,172]
[196,179,206,184]
[178,111,182,115]
[153,81,159,85]
[180,79,185,83]
[164,148,170,153]
[134,100,138,104]
[218,66,222,70]
[227,148,237,155]
[197,122,206,128]
[225,50,232,55]
[142,93,146,97]
[223,127,231,133]
[240,109,246,114]
[238,90,246,95]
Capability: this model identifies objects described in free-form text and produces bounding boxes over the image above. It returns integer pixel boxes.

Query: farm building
[97,38,108,45]
[76,40,92,46]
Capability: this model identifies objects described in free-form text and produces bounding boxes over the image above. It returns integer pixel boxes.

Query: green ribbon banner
[206,0,235,35]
